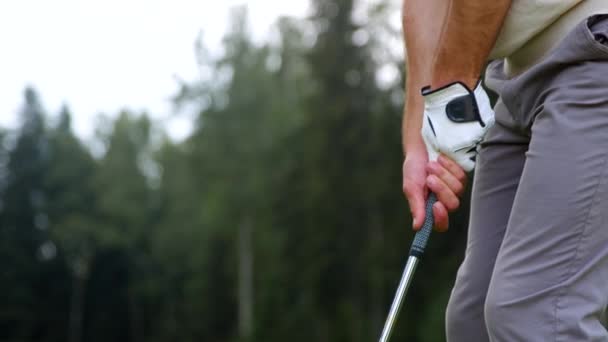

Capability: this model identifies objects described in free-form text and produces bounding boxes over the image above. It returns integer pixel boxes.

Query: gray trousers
[446,15,608,341]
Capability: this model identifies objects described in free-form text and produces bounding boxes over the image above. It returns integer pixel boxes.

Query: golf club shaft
[379,256,419,342]
[379,193,437,342]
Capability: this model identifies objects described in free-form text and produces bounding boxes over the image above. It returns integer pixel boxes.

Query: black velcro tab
[445,94,481,125]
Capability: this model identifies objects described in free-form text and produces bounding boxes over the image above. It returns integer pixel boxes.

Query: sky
[0,0,311,141]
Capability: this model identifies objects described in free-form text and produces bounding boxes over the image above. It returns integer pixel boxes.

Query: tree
[269,0,407,340]
[0,3,471,341]
[169,6,311,341]
[0,87,70,341]
[91,111,153,342]
[46,105,98,342]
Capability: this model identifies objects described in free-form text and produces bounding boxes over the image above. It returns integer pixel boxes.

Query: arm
[402,0,449,154]
[402,0,512,231]
[401,0,452,230]
[432,0,513,89]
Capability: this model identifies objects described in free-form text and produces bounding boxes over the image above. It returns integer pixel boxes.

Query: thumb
[409,185,427,231]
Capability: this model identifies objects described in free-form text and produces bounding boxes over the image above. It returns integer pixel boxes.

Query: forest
[1,1,472,341]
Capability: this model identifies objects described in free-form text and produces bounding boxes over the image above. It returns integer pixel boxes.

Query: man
[401,0,608,340]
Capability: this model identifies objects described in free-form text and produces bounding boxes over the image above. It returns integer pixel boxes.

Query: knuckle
[447,197,460,211]
[434,177,447,192]
[456,170,467,182]
[434,164,446,177]
[442,155,455,167]
[454,182,464,196]
[403,182,422,199]
[403,182,414,195]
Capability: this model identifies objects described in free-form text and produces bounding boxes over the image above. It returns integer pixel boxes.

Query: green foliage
[94,112,152,247]
[0,87,70,341]
[1,2,469,342]
[46,106,98,265]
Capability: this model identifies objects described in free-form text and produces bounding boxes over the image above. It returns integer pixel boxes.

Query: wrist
[430,75,480,92]
[404,140,427,159]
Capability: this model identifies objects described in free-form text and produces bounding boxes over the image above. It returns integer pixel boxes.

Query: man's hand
[421,81,495,171]
[403,148,467,232]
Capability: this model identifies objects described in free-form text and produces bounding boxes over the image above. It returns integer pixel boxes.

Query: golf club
[379,192,437,342]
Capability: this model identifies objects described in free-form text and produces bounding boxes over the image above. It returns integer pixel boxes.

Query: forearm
[401,0,509,230]
[432,0,512,89]
[402,0,449,155]
[402,0,512,153]
[402,74,426,155]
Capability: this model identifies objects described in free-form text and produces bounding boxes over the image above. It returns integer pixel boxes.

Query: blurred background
[0,0,471,341]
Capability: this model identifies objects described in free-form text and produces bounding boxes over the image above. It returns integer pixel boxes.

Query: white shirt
[490,0,608,75]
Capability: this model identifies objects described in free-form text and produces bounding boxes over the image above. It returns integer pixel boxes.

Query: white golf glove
[421,81,495,172]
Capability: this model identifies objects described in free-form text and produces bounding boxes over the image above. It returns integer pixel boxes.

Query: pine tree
[0,87,70,341]
[46,105,98,342]
[92,112,152,342]
[272,1,406,340]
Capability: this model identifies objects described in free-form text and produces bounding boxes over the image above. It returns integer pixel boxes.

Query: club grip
[409,193,437,258]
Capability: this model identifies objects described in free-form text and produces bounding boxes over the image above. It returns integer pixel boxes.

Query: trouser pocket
[588,14,608,47]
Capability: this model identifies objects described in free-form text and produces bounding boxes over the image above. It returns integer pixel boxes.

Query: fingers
[426,174,460,212]
[402,152,464,233]
[438,154,467,184]
[426,161,466,197]
[403,181,426,230]
[433,201,449,232]
[425,154,469,232]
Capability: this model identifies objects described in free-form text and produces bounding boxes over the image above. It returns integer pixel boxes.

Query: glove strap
[421,81,487,127]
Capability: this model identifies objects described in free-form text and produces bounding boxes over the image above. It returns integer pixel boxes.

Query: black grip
[409,193,437,258]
